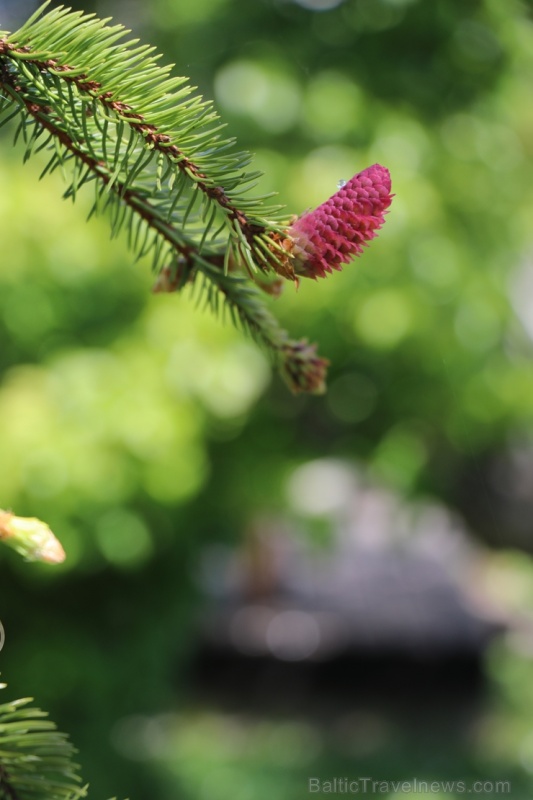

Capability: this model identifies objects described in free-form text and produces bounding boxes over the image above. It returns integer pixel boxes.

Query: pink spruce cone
[287,164,392,280]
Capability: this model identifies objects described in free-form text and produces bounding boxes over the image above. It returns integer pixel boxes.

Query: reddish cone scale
[288,164,392,279]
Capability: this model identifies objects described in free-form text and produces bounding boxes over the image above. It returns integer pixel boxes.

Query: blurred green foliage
[2,0,533,797]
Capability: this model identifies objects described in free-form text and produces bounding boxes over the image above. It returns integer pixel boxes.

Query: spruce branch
[0,693,87,800]
[0,2,392,393]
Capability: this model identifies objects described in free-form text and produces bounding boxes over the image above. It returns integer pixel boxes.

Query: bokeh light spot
[95,507,152,567]
[371,427,426,490]
[355,289,414,349]
[143,444,207,505]
[302,72,361,140]
[287,459,355,516]
[292,0,343,9]
[454,298,501,353]
[266,610,321,661]
[215,60,301,133]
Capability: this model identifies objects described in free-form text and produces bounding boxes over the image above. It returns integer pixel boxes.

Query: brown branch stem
[0,765,22,800]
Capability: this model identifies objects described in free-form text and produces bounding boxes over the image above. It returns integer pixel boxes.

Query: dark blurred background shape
[191,463,504,721]
[2,0,533,798]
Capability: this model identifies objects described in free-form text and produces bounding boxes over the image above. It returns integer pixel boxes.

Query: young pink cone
[288,164,392,280]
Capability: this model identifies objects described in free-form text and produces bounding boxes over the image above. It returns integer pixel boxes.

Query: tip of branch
[0,510,66,564]
[280,339,329,395]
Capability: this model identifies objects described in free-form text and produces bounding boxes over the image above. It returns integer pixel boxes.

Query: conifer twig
[0,692,87,800]
[0,2,392,393]
[0,510,65,563]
